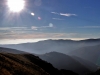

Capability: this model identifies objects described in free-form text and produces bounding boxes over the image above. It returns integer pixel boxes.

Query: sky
[0,0,100,43]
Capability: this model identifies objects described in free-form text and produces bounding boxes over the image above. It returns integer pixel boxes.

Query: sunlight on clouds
[0,31,99,44]
[51,12,77,17]
[0,32,79,39]
[60,13,77,17]
[0,39,46,44]
[0,38,89,44]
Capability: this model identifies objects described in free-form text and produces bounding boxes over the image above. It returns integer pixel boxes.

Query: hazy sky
[0,0,100,40]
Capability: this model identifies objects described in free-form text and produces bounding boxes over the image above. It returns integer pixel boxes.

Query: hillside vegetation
[0,52,78,75]
[0,46,100,75]
[0,53,49,75]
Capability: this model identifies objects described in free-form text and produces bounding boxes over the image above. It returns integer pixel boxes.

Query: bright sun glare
[7,0,25,12]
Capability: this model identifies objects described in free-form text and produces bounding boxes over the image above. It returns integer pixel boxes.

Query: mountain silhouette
[1,39,100,54]
[0,47,79,75]
[0,47,27,54]
[71,56,98,71]
[69,45,100,64]
[38,51,96,74]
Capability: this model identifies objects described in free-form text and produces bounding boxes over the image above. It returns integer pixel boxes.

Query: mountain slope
[69,45,100,64]
[0,47,27,54]
[0,47,78,75]
[71,56,98,71]
[0,53,49,75]
[38,52,93,74]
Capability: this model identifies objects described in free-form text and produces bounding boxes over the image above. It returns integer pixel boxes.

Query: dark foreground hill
[0,47,78,75]
[0,47,100,75]
[0,47,27,54]
[0,53,49,75]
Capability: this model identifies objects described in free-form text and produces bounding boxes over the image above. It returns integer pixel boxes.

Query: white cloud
[51,12,59,15]
[0,27,29,31]
[51,12,77,17]
[80,26,100,28]
[59,26,100,29]
[0,32,78,39]
[0,31,99,39]
[42,23,54,28]
[31,23,54,31]
[31,26,38,30]
[52,18,64,20]
[60,13,77,17]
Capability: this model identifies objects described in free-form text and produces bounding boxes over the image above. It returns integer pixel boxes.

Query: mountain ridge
[1,38,100,54]
[38,51,98,74]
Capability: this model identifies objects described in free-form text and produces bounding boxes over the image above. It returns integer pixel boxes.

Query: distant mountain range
[1,38,100,54]
[1,38,100,74]
[1,39,100,65]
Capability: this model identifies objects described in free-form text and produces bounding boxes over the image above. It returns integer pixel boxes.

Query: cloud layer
[60,13,77,17]
[51,12,77,17]
[52,18,64,20]
[0,25,100,39]
[31,23,54,30]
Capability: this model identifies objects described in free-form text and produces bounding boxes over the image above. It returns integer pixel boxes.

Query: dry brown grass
[0,53,49,75]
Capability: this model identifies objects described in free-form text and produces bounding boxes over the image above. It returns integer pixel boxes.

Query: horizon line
[0,38,100,45]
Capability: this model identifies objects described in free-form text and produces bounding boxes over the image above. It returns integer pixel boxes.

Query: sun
[7,0,25,12]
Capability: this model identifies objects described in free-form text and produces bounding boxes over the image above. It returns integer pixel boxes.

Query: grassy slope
[0,49,99,75]
[0,53,50,75]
